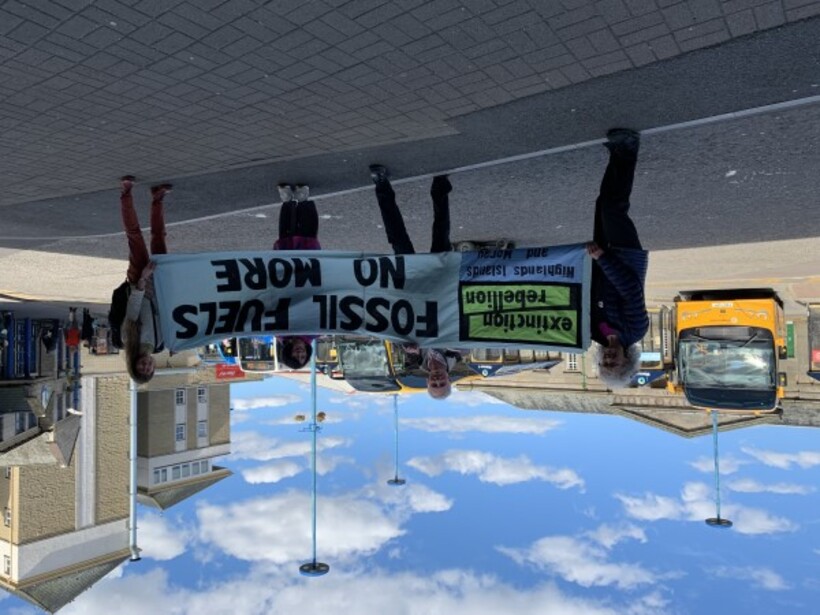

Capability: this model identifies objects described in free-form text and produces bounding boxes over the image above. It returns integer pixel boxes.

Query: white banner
[152,244,590,353]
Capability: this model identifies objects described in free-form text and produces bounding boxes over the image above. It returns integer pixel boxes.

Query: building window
[172,466,181,480]
[175,424,186,442]
[201,460,209,473]
[181,464,190,478]
[197,420,208,438]
[175,389,186,406]
[197,387,208,403]
[3,555,9,575]
[4,467,11,479]
[3,507,11,527]
[161,468,167,482]
[153,469,160,484]
[192,462,201,476]
[566,355,579,372]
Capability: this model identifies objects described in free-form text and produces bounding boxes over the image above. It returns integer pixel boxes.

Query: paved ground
[0,1,818,314]
[1,0,819,206]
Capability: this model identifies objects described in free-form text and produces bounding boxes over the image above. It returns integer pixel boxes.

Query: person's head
[280,337,312,369]
[124,320,155,383]
[426,355,452,400]
[594,339,641,389]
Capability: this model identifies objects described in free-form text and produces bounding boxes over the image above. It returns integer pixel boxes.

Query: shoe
[369,164,389,184]
[604,128,639,155]
[150,183,173,199]
[293,184,309,202]
[431,175,452,196]
[120,175,136,193]
[278,183,294,202]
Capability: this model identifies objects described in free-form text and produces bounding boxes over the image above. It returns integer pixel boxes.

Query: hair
[594,341,642,389]
[280,337,312,369]
[124,319,154,384]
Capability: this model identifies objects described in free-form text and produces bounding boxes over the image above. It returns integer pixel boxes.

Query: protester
[274,183,320,369]
[586,129,649,388]
[369,164,463,399]
[117,175,172,383]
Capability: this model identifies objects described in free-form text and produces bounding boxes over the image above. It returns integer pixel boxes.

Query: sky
[4,376,820,615]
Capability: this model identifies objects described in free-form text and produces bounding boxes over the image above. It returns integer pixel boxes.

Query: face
[136,354,155,378]
[290,339,308,365]
[427,357,450,398]
[601,345,624,370]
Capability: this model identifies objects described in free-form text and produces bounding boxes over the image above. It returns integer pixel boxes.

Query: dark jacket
[591,247,649,347]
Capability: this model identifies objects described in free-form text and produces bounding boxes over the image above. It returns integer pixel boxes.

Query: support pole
[129,378,141,560]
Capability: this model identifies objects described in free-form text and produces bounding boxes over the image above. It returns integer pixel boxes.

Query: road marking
[2,93,820,242]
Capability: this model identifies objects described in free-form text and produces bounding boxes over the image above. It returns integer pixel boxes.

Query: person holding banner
[119,176,172,383]
[586,129,649,388]
[369,165,462,399]
[274,183,321,369]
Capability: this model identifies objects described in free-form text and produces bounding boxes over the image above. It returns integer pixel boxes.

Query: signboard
[152,245,590,353]
[215,363,244,380]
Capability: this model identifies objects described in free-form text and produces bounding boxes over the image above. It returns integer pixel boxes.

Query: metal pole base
[386,477,406,486]
[705,517,733,528]
[299,562,330,576]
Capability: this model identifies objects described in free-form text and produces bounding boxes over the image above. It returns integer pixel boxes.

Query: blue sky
[4,377,819,615]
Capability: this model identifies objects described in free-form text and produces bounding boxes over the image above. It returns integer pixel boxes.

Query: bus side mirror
[778,372,787,387]
[778,346,787,360]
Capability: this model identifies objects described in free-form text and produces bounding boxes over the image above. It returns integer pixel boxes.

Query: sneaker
[369,164,389,185]
[150,183,173,199]
[278,183,294,202]
[293,184,309,202]
[604,128,639,155]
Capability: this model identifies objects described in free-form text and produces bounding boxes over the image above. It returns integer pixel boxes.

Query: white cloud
[139,513,192,561]
[242,460,303,484]
[58,566,663,615]
[232,395,301,410]
[741,447,820,470]
[198,490,404,564]
[407,449,584,490]
[726,478,814,495]
[316,454,354,475]
[586,524,647,549]
[229,430,350,462]
[401,415,560,435]
[689,455,747,475]
[709,566,790,591]
[499,534,656,590]
[616,481,797,535]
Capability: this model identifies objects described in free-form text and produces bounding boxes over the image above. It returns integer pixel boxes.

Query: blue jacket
[591,247,649,347]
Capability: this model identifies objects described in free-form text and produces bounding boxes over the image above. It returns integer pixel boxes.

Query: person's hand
[137,261,156,290]
[586,242,604,260]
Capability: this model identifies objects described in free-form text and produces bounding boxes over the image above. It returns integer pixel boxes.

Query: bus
[669,289,787,412]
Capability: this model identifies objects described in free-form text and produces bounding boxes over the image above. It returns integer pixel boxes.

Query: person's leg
[294,200,319,238]
[595,130,641,249]
[278,200,298,239]
[370,165,415,255]
[149,184,171,255]
[121,177,149,284]
[429,175,452,253]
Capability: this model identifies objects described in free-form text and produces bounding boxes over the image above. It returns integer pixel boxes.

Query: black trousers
[279,200,319,238]
[593,149,642,250]
[374,178,451,255]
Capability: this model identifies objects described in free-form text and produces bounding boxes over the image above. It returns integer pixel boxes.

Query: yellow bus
[669,289,787,412]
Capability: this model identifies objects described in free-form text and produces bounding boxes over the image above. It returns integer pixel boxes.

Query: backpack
[108,281,131,349]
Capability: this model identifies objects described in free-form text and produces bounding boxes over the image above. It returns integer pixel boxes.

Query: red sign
[215,364,245,380]
[812,349,820,367]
